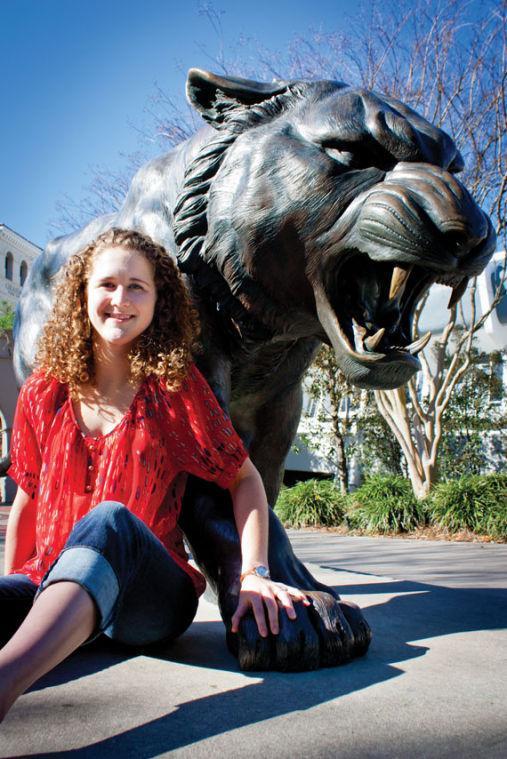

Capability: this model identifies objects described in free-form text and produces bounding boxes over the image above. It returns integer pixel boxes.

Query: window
[20,260,28,286]
[485,355,505,404]
[491,263,507,325]
[5,252,13,281]
[304,396,319,417]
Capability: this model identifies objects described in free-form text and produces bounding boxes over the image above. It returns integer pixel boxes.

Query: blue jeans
[0,501,199,648]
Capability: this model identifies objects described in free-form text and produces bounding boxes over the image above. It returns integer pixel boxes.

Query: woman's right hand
[231,575,310,637]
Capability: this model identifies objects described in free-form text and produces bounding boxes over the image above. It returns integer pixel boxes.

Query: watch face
[254,566,270,579]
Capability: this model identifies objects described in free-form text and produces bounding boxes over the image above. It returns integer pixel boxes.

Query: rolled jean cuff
[37,546,120,629]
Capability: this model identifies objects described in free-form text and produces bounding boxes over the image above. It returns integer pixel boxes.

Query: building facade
[0,224,41,308]
[1,225,41,503]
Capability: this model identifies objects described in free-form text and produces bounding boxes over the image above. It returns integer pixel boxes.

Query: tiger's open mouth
[326,254,434,357]
[313,251,470,388]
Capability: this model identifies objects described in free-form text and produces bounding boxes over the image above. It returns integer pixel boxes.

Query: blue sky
[1,0,357,248]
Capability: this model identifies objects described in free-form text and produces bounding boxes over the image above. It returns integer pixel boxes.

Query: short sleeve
[8,378,43,498]
[178,365,248,489]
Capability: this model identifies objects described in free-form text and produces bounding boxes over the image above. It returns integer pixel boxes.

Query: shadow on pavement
[14,576,505,758]
[340,578,507,649]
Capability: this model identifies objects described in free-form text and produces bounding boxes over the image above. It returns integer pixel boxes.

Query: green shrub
[428,474,507,538]
[275,479,347,527]
[345,475,426,533]
[0,300,15,335]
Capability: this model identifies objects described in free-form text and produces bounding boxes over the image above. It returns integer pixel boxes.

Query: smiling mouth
[105,313,134,321]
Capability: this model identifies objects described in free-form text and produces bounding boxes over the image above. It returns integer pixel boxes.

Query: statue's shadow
[23,577,506,758]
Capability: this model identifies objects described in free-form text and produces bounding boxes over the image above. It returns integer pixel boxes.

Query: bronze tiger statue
[13,69,495,671]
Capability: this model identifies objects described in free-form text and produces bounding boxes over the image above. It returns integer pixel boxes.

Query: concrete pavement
[0,531,506,758]
[287,530,507,589]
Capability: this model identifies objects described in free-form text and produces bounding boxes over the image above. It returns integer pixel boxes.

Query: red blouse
[8,364,248,595]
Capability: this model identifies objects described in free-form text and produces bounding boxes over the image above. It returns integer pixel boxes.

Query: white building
[0,224,41,308]
[419,251,507,354]
[0,225,41,503]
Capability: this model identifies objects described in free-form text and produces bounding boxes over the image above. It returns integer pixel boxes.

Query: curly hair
[35,228,200,395]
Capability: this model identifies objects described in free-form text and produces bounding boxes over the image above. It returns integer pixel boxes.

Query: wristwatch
[240,565,271,583]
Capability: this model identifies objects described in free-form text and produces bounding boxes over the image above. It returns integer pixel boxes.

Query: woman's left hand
[231,575,311,637]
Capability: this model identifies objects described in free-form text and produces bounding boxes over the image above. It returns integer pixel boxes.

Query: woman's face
[86,245,157,352]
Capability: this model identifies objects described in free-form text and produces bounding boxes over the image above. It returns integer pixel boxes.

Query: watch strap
[240,565,271,583]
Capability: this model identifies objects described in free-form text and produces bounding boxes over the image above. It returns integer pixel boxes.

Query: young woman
[0,228,308,722]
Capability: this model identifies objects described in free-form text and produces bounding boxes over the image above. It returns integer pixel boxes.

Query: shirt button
[89,444,96,452]
[85,485,92,492]
[88,464,94,471]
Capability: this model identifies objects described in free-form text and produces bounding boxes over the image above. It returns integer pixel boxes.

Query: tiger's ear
[186,68,288,127]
